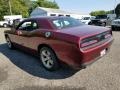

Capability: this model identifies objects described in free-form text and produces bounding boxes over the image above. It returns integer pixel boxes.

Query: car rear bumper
[73,37,113,69]
[80,49,109,69]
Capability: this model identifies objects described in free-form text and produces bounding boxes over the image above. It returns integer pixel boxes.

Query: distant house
[30,7,90,19]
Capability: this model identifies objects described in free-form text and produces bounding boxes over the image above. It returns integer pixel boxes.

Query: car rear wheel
[39,47,60,71]
[3,24,7,28]
[6,37,14,49]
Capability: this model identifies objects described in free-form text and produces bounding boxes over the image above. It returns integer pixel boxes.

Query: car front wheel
[39,47,60,71]
[6,37,14,49]
[3,24,8,28]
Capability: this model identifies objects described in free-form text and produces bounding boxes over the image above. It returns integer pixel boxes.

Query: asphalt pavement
[0,28,120,90]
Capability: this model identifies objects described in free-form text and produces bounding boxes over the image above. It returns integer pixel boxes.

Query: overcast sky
[55,0,120,14]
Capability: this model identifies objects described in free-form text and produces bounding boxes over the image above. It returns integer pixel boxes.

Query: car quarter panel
[24,30,82,67]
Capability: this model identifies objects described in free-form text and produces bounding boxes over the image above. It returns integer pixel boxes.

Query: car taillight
[81,39,98,48]
[80,31,112,48]
[105,34,111,39]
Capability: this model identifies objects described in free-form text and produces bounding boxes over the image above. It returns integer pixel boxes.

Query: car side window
[64,20,70,26]
[53,20,64,29]
[18,21,39,31]
[32,22,38,30]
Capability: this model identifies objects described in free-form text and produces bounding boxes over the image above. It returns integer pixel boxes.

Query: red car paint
[4,17,113,69]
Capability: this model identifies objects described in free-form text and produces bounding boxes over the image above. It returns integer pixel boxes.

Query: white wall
[70,14,91,19]
[4,15,22,21]
[30,7,91,20]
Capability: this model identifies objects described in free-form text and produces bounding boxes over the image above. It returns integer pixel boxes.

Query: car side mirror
[107,17,110,20]
[12,19,21,30]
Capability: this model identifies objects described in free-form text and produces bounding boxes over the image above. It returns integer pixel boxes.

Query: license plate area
[100,49,106,57]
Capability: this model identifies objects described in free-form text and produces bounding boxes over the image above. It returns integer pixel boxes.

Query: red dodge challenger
[4,16,113,71]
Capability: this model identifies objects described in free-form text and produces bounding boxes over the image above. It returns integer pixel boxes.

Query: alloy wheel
[6,37,12,48]
[41,50,54,69]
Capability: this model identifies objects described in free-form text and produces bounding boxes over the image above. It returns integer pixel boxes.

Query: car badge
[45,32,51,38]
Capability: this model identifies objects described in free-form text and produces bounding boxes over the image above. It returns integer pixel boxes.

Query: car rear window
[51,17,83,29]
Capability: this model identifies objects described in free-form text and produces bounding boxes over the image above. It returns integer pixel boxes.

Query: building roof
[37,7,72,14]
[30,7,90,19]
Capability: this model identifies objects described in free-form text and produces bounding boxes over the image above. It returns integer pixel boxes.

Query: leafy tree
[90,10,106,16]
[115,3,120,17]
[106,10,114,14]
[0,0,10,20]
[28,0,59,15]
[0,0,59,20]
[0,0,29,20]
[11,0,29,17]
[90,10,113,16]
[37,0,59,9]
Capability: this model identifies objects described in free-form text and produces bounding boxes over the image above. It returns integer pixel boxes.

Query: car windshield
[82,17,90,20]
[52,17,83,29]
[95,15,107,19]
[118,16,120,19]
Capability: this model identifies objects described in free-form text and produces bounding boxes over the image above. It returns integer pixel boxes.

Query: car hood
[81,20,90,22]
[0,21,8,23]
[59,25,110,38]
[92,19,106,21]
[113,19,120,22]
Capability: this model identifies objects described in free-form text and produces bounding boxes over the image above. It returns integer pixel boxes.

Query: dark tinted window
[66,15,70,17]
[58,14,64,16]
[95,15,107,19]
[83,17,90,20]
[50,14,56,16]
[18,20,39,31]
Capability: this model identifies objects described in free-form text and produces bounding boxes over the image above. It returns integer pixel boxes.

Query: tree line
[115,3,120,17]
[0,0,59,20]
[90,3,120,17]
[90,10,114,16]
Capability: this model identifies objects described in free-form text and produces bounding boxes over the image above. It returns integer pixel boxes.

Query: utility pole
[114,0,116,14]
[8,0,12,15]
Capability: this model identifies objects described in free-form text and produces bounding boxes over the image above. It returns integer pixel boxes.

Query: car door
[15,20,39,49]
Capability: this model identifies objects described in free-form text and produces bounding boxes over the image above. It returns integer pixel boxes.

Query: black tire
[6,36,14,49]
[88,22,92,25]
[102,22,106,27]
[116,27,119,31]
[112,26,118,31]
[39,47,60,71]
[3,24,8,28]
[111,26,115,31]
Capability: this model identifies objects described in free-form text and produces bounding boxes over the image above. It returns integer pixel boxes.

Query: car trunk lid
[59,25,110,39]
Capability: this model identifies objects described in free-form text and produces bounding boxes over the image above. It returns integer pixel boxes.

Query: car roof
[27,16,70,21]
